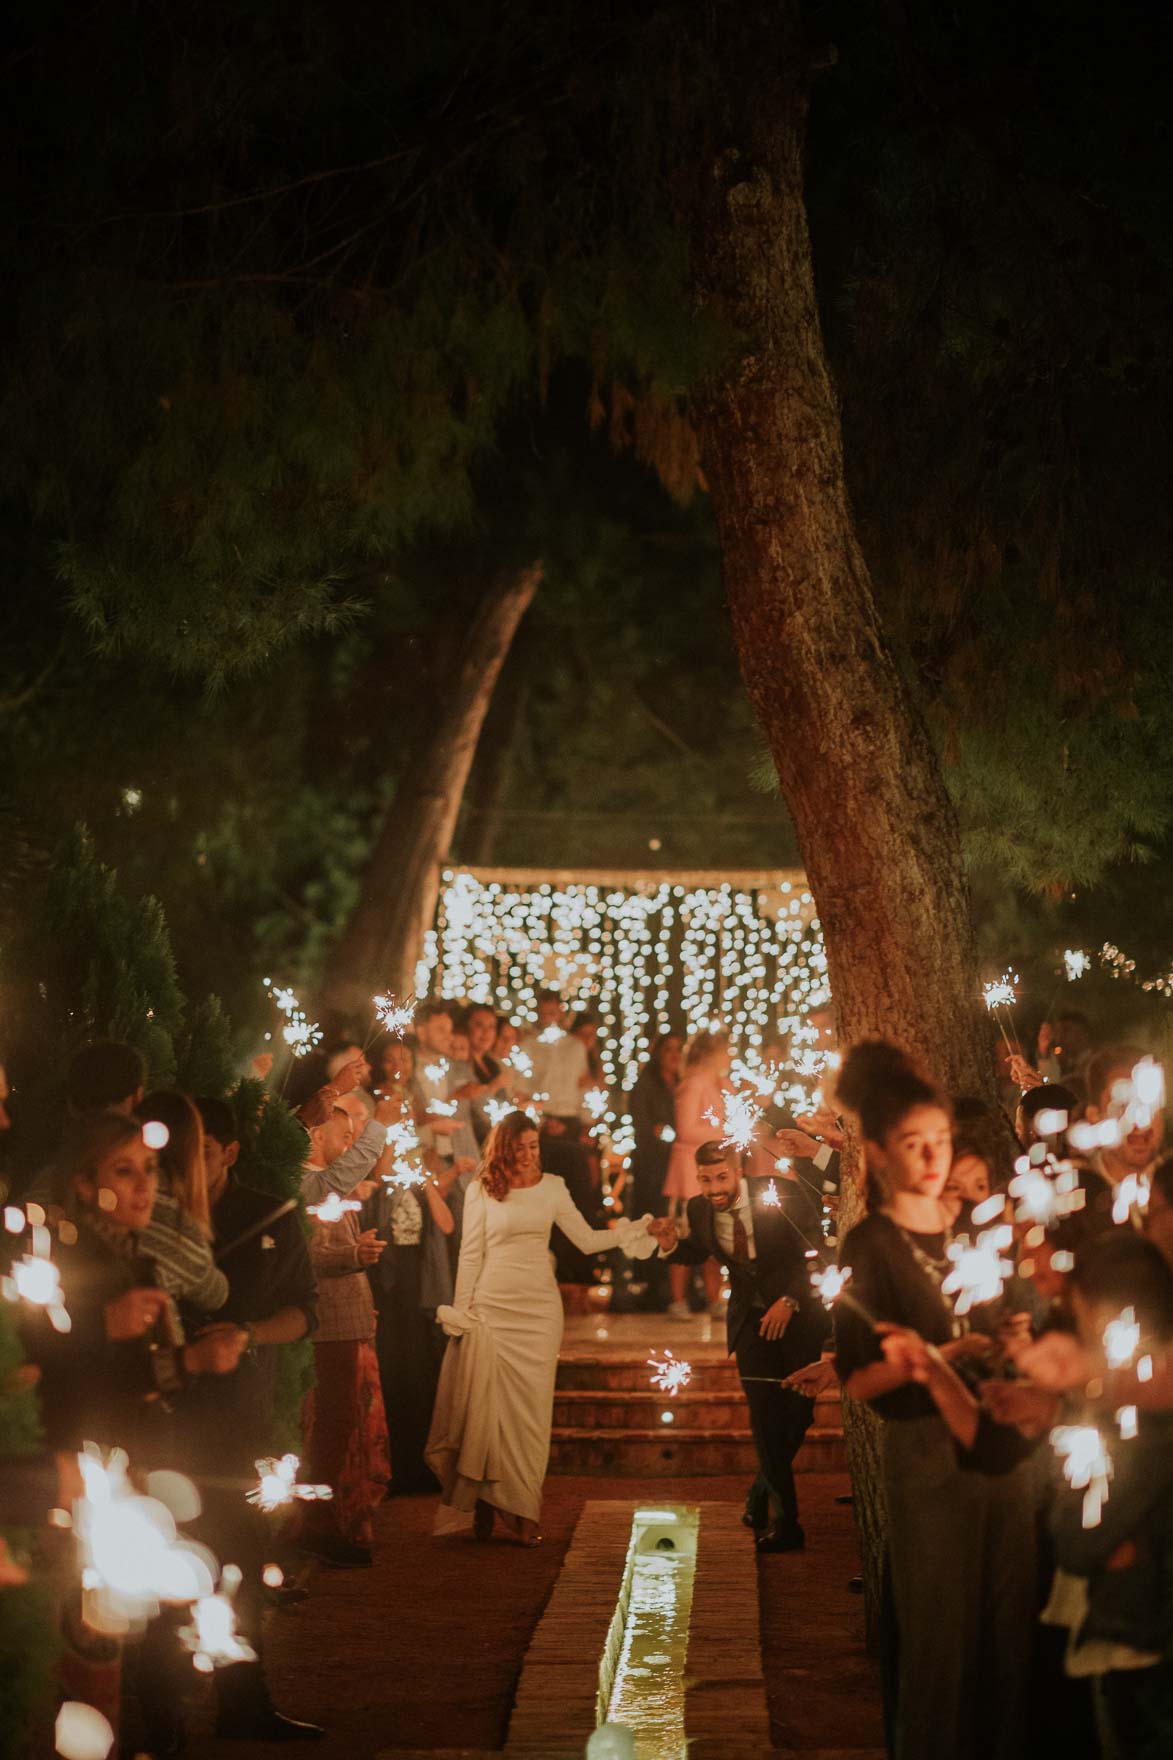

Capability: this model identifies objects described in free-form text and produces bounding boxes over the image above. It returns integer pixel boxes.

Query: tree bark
[459,658,530,867]
[321,562,541,1019]
[683,5,996,1640]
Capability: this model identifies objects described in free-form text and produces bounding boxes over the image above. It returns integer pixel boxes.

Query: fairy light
[247,1454,332,1512]
[648,1350,692,1396]
[421,870,826,1096]
[941,1226,1014,1316]
[1051,1425,1113,1528]
[55,1703,115,1760]
[141,1120,170,1151]
[306,1193,361,1222]
[1117,1405,1138,1441]
[1112,1173,1151,1226]
[583,1087,610,1121]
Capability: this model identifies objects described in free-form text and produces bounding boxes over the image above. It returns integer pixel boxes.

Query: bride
[425,1108,658,1545]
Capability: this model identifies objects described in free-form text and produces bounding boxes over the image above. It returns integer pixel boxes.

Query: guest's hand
[759,1297,797,1341]
[647,1218,677,1251]
[981,1379,1059,1436]
[938,1334,994,1365]
[351,1179,379,1201]
[105,1288,169,1340]
[772,1129,821,1161]
[453,1156,478,1177]
[796,1109,845,1150]
[374,1094,402,1125]
[876,1323,932,1383]
[184,1323,249,1376]
[1008,1055,1043,1092]
[250,1051,275,1081]
[782,1356,839,1398]
[1013,1329,1092,1392]
[426,1115,458,1136]
[355,1229,386,1265]
[331,1057,367,1098]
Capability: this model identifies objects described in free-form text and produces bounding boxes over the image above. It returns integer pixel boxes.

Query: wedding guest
[834,1041,1038,1760]
[136,1089,229,1323]
[663,1029,731,1316]
[23,1039,147,1209]
[301,1174,389,1567]
[520,992,596,1279]
[1078,1046,1166,1226]
[451,1003,510,1146]
[426,1110,658,1546]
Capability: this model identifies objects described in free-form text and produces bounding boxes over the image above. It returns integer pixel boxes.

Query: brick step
[552,1388,842,1432]
[547,1425,847,1477]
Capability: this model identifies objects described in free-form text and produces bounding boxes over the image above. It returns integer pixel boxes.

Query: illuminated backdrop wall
[418,867,830,1091]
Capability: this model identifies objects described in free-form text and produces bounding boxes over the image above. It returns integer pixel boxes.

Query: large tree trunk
[459,658,530,867]
[683,6,996,1638]
[321,562,541,1019]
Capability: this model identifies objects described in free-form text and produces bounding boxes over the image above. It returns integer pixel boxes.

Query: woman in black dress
[833,1042,1037,1760]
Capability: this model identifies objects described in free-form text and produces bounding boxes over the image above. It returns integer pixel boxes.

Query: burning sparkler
[940,1226,1014,1316]
[483,1097,515,1129]
[264,979,323,1059]
[1103,1306,1141,1370]
[508,1048,534,1081]
[707,1090,763,1154]
[180,1565,256,1673]
[247,1453,332,1513]
[648,1350,693,1396]
[811,1264,853,1306]
[73,1447,216,1633]
[1052,1425,1113,1529]
[1064,949,1090,982]
[2,1228,71,1332]
[982,970,1021,1053]
[305,1193,361,1223]
[372,993,416,1038]
[761,1179,782,1208]
[583,1087,610,1121]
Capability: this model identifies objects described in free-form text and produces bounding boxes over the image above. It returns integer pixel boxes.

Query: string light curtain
[418,868,830,1091]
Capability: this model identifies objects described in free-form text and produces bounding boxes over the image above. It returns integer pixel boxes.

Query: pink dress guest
[663,1071,724,1203]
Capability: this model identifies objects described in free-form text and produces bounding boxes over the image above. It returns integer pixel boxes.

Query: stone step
[552,1388,842,1432]
[557,1353,843,1401]
[548,1424,846,1476]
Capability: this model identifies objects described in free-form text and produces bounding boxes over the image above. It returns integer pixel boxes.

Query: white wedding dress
[425,1174,655,1527]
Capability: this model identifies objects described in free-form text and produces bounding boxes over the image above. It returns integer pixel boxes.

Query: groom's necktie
[731,1213,750,1263]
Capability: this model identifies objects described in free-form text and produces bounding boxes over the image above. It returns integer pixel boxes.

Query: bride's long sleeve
[551,1177,659,1260]
[451,1180,486,1313]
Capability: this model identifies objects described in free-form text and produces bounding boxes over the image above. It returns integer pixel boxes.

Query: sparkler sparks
[1103,1306,1141,1370]
[940,1226,1014,1315]
[73,1447,216,1633]
[2,1233,70,1333]
[246,1454,332,1513]
[812,1264,852,1305]
[761,1179,782,1208]
[483,1097,515,1128]
[180,1565,256,1673]
[583,1087,610,1121]
[306,1193,361,1222]
[982,972,1019,1012]
[507,1048,534,1081]
[264,979,323,1058]
[708,1090,763,1154]
[372,993,416,1037]
[648,1350,693,1396]
[1051,1425,1113,1528]
[1064,949,1090,982]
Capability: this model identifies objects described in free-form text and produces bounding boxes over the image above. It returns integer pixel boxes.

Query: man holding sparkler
[649,1140,826,1553]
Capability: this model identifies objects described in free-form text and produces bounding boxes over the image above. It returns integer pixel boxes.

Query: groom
[650,1140,827,1552]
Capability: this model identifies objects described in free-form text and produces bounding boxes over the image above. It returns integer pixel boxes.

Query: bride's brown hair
[480,1109,537,1201]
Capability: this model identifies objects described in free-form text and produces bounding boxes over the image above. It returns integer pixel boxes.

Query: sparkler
[73,1447,216,1634]
[386,1157,429,1190]
[761,1179,781,1208]
[583,1087,610,1121]
[940,1226,1015,1316]
[263,978,323,1059]
[707,1090,763,1154]
[180,1565,256,1673]
[372,993,416,1038]
[982,970,1021,1053]
[246,1453,332,1513]
[483,1097,515,1129]
[648,1350,693,1396]
[423,1060,450,1085]
[2,1230,70,1333]
[305,1193,361,1222]
[811,1264,852,1306]
[1064,949,1089,982]
[1051,1425,1113,1528]
[1112,1173,1151,1227]
[508,1048,534,1081]
[1103,1306,1141,1370]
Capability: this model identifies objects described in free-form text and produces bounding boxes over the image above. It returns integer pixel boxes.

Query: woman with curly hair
[425,1109,658,1546]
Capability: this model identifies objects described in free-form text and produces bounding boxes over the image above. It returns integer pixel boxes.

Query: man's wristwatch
[779,1295,800,1314]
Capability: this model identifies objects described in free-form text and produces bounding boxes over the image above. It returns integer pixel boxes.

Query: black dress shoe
[847,1574,864,1593]
[755,1524,805,1554]
[299,1536,372,1568]
[835,1492,854,1505]
[215,1709,325,1742]
[741,1513,763,1532]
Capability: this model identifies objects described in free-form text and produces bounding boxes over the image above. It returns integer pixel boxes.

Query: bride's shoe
[515,1518,542,1548]
[473,1500,495,1542]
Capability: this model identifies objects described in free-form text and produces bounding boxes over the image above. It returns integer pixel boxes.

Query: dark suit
[668,1175,828,1535]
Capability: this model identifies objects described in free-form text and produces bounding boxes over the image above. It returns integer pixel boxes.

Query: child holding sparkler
[833,1042,1038,1760]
